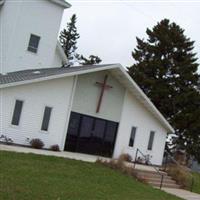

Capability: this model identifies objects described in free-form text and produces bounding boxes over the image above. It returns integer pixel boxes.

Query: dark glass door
[65,112,118,157]
[64,112,81,152]
[90,119,106,155]
[102,121,118,157]
[76,116,94,154]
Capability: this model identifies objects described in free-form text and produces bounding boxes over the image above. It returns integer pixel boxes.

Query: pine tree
[60,14,102,66]
[198,78,200,91]
[128,19,200,161]
[59,14,80,64]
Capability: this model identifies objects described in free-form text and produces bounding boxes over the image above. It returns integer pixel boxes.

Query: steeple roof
[49,0,71,8]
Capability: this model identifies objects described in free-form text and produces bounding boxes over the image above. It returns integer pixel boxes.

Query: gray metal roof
[0,64,115,85]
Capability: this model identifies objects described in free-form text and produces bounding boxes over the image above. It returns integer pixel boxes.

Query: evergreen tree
[59,14,80,64]
[76,54,102,65]
[60,14,102,66]
[198,77,200,91]
[128,19,200,161]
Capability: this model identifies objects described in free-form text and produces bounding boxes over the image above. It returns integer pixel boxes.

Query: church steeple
[0,0,70,74]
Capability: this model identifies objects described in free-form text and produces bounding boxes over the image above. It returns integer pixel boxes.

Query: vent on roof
[0,0,5,6]
[32,71,41,74]
[1,72,7,76]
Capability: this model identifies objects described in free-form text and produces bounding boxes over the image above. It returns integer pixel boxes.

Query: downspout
[112,89,127,158]
[60,75,78,150]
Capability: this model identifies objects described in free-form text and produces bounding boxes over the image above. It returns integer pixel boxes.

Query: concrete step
[144,177,177,185]
[135,169,167,176]
[150,182,181,189]
[143,176,174,181]
[134,168,182,189]
[137,173,172,178]
[136,173,172,179]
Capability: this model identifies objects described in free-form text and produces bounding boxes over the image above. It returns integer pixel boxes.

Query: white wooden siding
[114,91,167,165]
[0,77,74,149]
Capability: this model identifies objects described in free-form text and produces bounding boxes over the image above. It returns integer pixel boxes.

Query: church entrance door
[64,112,118,157]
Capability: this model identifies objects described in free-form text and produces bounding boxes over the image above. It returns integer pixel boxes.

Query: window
[147,131,155,150]
[11,100,23,126]
[27,34,40,53]
[129,127,137,147]
[41,106,52,131]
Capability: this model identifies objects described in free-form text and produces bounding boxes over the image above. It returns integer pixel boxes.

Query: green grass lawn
[0,151,183,200]
[192,172,200,194]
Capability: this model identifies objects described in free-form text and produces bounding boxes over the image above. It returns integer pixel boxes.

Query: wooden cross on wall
[95,75,113,113]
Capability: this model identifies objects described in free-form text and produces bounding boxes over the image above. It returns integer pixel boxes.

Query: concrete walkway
[162,188,200,200]
[0,144,104,162]
[0,144,162,171]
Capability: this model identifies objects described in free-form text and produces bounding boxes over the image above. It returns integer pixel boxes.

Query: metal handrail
[133,148,165,189]
[164,150,194,192]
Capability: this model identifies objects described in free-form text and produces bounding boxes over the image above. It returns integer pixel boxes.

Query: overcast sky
[60,0,200,72]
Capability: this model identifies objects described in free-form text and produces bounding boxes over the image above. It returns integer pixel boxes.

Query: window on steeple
[27,34,40,53]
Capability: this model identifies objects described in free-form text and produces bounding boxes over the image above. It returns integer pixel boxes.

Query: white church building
[0,0,174,165]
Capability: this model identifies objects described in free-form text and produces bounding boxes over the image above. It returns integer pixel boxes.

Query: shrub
[119,153,132,162]
[50,144,60,152]
[96,157,146,183]
[30,138,44,149]
[166,164,193,189]
[0,135,13,145]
